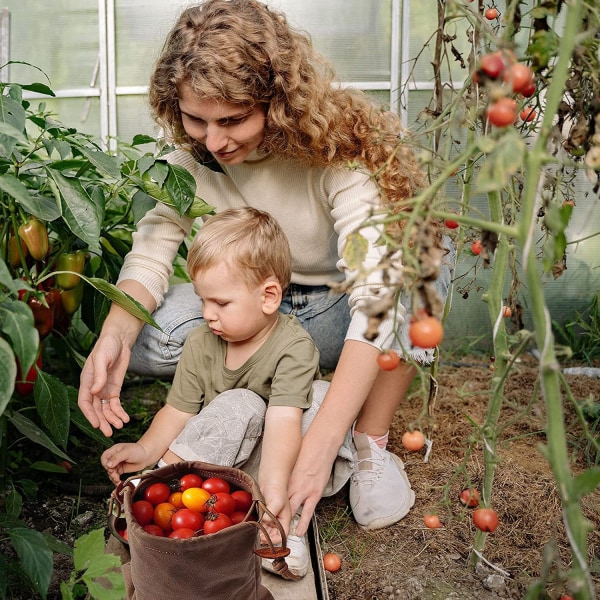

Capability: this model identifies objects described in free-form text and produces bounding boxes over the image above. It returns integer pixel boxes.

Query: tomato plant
[473,508,499,532]
[401,430,426,451]
[377,350,401,371]
[487,98,518,127]
[182,487,212,512]
[459,488,481,508]
[132,500,154,526]
[204,512,233,534]
[179,473,203,491]
[323,552,342,572]
[409,315,444,348]
[202,477,231,495]
[423,514,443,529]
[144,482,172,506]
[471,239,483,255]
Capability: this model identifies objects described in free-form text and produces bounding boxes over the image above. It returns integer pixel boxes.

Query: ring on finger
[101,399,110,405]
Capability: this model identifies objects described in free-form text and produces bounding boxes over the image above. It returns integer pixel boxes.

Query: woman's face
[178,85,266,165]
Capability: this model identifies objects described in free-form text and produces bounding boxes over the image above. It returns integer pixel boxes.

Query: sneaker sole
[356,454,416,530]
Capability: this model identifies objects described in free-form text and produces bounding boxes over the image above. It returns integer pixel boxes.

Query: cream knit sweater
[118,149,406,349]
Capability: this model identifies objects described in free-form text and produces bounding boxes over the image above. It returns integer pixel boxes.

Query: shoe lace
[351,453,385,484]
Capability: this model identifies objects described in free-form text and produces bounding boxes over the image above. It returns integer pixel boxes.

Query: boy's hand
[101,443,150,485]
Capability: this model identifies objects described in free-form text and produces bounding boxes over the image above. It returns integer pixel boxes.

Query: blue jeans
[128,237,456,377]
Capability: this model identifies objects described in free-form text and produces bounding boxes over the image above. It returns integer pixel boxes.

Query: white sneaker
[261,514,309,579]
[350,429,415,529]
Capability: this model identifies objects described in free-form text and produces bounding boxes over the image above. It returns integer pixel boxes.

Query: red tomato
[521,81,536,97]
[204,512,233,535]
[179,473,203,491]
[502,306,512,318]
[520,107,536,122]
[202,477,231,495]
[131,500,154,526]
[504,63,534,94]
[473,508,499,532]
[143,482,171,506]
[377,350,401,371]
[231,489,253,513]
[182,487,212,512]
[142,524,165,536]
[484,7,499,19]
[409,316,444,348]
[210,492,236,516]
[153,502,177,531]
[230,510,247,525]
[480,52,506,79]
[459,488,481,508]
[169,528,196,539]
[172,508,204,531]
[445,217,459,229]
[323,552,342,572]
[424,514,443,529]
[402,430,426,452]
[471,239,483,255]
[487,98,518,127]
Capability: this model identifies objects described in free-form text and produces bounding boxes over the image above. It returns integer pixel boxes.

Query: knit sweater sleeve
[326,167,407,350]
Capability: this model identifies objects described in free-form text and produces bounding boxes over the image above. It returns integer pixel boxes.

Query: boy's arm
[258,405,303,536]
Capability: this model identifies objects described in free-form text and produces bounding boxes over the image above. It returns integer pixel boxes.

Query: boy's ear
[262,280,282,315]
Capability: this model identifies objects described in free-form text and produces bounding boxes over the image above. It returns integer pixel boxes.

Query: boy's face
[192,263,271,344]
[178,86,266,165]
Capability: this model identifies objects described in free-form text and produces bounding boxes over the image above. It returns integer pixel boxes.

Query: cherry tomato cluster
[473,50,537,128]
[424,488,499,532]
[121,474,255,540]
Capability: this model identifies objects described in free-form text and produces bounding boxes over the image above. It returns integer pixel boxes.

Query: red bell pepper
[15,346,43,396]
[18,218,49,261]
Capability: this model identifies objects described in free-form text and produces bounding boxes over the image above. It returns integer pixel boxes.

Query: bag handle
[107,473,302,581]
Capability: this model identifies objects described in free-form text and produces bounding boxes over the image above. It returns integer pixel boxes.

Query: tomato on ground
[323,552,342,572]
[424,514,443,529]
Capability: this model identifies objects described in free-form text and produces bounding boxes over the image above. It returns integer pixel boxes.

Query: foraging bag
[108,461,298,600]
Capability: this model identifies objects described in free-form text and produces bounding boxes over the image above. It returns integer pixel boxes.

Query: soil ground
[12,353,600,599]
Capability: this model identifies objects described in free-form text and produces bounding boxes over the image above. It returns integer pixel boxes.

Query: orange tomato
[153,502,177,531]
[402,430,426,452]
[424,514,443,528]
[323,552,342,572]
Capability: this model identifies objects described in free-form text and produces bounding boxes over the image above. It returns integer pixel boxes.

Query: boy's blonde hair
[187,207,291,292]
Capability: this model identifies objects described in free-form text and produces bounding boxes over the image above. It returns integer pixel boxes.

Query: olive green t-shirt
[166,313,321,414]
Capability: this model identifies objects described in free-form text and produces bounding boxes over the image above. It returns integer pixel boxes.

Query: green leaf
[0,173,36,207]
[0,299,38,374]
[42,532,72,556]
[75,145,123,179]
[572,467,600,500]
[34,371,70,449]
[132,133,157,146]
[343,231,369,270]
[5,486,23,518]
[30,460,73,473]
[0,337,16,415]
[81,275,162,329]
[46,168,102,254]
[165,163,197,215]
[9,527,53,598]
[74,528,121,572]
[20,82,55,97]
[476,131,526,193]
[0,258,18,293]
[8,412,73,461]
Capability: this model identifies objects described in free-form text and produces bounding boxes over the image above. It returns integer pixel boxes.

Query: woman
[78,0,455,538]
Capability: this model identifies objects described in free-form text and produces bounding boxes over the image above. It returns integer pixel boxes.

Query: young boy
[101,207,323,577]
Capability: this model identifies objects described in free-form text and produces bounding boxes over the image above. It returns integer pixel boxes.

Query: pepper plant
[0,71,213,598]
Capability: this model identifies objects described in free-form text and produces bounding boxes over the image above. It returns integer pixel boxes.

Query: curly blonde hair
[149,0,425,211]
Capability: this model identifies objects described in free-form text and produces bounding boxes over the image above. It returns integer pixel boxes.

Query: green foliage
[0,72,212,599]
[553,292,600,364]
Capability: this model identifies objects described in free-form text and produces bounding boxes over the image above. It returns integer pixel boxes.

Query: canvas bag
[108,461,299,600]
